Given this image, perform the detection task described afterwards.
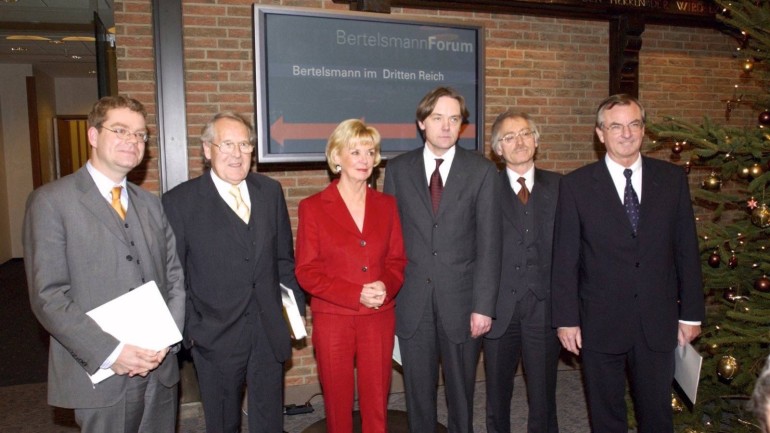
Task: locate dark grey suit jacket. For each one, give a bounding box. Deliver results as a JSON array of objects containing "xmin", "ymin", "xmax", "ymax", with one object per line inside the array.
[
  {"xmin": 384, "ymin": 146, "xmax": 502, "ymax": 343},
  {"xmin": 487, "ymin": 168, "xmax": 561, "ymax": 339},
  {"xmin": 551, "ymin": 156, "xmax": 705, "ymax": 353},
  {"xmin": 23, "ymin": 166, "xmax": 186, "ymax": 408},
  {"xmin": 162, "ymin": 171, "xmax": 305, "ymax": 363}
]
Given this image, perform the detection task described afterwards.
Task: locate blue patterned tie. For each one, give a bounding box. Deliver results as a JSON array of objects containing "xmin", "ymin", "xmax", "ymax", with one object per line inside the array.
[{"xmin": 623, "ymin": 169, "xmax": 640, "ymax": 232}]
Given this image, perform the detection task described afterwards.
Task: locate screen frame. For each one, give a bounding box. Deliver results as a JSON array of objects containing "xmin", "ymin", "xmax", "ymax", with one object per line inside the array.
[{"xmin": 253, "ymin": 6, "xmax": 484, "ymax": 164}]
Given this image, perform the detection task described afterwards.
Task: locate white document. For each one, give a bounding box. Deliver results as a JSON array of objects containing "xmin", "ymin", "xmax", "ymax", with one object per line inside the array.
[
  {"xmin": 86, "ymin": 280, "xmax": 183, "ymax": 384},
  {"xmin": 392, "ymin": 336, "xmax": 402, "ymax": 366},
  {"xmin": 674, "ymin": 343, "xmax": 703, "ymax": 404},
  {"xmin": 280, "ymin": 283, "xmax": 307, "ymax": 340}
]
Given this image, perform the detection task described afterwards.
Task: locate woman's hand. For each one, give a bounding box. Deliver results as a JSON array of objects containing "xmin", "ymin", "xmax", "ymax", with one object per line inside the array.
[{"xmin": 360, "ymin": 281, "xmax": 387, "ymax": 309}]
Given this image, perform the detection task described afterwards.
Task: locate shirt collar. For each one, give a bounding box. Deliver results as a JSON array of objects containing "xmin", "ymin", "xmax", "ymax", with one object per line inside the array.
[{"xmin": 86, "ymin": 161, "xmax": 126, "ymax": 200}]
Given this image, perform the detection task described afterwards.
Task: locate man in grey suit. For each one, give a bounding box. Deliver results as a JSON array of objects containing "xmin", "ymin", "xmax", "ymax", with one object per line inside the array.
[
  {"xmin": 162, "ymin": 112, "xmax": 304, "ymax": 433},
  {"xmin": 384, "ymin": 86, "xmax": 502, "ymax": 433},
  {"xmin": 23, "ymin": 95, "xmax": 186, "ymax": 433},
  {"xmin": 483, "ymin": 111, "xmax": 561, "ymax": 433}
]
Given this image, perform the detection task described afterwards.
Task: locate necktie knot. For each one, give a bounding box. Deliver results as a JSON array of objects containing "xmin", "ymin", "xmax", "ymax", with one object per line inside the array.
[
  {"xmin": 229, "ymin": 185, "xmax": 250, "ymax": 223},
  {"xmin": 624, "ymin": 168, "xmax": 633, "ymax": 180},
  {"xmin": 516, "ymin": 177, "xmax": 529, "ymax": 205},
  {"xmin": 111, "ymin": 186, "xmax": 126, "ymax": 220},
  {"xmin": 429, "ymin": 159, "xmax": 444, "ymax": 215}
]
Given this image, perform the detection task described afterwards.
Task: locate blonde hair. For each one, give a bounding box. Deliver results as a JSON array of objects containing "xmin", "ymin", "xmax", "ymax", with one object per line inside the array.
[{"xmin": 325, "ymin": 119, "xmax": 382, "ymax": 173}]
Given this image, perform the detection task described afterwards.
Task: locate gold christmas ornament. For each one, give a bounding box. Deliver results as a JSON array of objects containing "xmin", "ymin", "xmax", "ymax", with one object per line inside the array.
[
  {"xmin": 749, "ymin": 163, "xmax": 764, "ymax": 178},
  {"xmin": 738, "ymin": 166, "xmax": 751, "ymax": 179},
  {"xmin": 671, "ymin": 393, "xmax": 684, "ymax": 413},
  {"xmin": 702, "ymin": 172, "xmax": 722, "ymax": 191},
  {"xmin": 705, "ymin": 342, "xmax": 719, "ymax": 355},
  {"xmin": 717, "ymin": 355, "xmax": 738, "ymax": 380},
  {"xmin": 751, "ymin": 203, "xmax": 770, "ymax": 228}
]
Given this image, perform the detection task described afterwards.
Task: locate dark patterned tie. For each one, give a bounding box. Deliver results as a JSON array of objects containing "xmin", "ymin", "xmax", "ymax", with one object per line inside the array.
[
  {"xmin": 517, "ymin": 177, "xmax": 529, "ymax": 205},
  {"xmin": 429, "ymin": 159, "xmax": 444, "ymax": 215},
  {"xmin": 623, "ymin": 169, "xmax": 640, "ymax": 232}
]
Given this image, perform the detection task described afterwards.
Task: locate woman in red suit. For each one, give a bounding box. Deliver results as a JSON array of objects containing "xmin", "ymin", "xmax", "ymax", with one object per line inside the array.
[{"xmin": 296, "ymin": 119, "xmax": 406, "ymax": 433}]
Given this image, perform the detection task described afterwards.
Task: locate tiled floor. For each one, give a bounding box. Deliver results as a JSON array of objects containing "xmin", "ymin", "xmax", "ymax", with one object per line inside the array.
[{"xmin": 0, "ymin": 370, "xmax": 593, "ymax": 433}]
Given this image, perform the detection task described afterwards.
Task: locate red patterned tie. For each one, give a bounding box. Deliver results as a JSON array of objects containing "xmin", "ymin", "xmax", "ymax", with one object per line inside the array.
[
  {"xmin": 429, "ymin": 159, "xmax": 444, "ymax": 215},
  {"xmin": 517, "ymin": 177, "xmax": 529, "ymax": 205}
]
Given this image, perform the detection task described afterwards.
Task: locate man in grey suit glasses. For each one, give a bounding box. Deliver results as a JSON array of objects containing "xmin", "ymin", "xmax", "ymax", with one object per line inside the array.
[
  {"xmin": 483, "ymin": 111, "xmax": 561, "ymax": 433},
  {"xmin": 384, "ymin": 86, "xmax": 502, "ymax": 433},
  {"xmin": 23, "ymin": 95, "xmax": 186, "ymax": 433}
]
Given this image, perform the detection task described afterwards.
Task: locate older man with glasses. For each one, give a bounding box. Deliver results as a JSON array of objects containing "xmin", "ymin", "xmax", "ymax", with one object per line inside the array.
[
  {"xmin": 162, "ymin": 112, "xmax": 305, "ymax": 433},
  {"xmin": 483, "ymin": 110, "xmax": 561, "ymax": 433},
  {"xmin": 551, "ymin": 94, "xmax": 704, "ymax": 433}
]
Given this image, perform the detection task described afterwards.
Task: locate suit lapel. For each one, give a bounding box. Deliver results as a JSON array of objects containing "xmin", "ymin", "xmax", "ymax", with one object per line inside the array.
[
  {"xmin": 639, "ymin": 156, "xmax": 658, "ymax": 233},
  {"xmin": 75, "ymin": 168, "xmax": 129, "ymax": 246},
  {"xmin": 531, "ymin": 169, "xmax": 555, "ymax": 240},
  {"xmin": 437, "ymin": 148, "xmax": 468, "ymax": 219},
  {"xmin": 591, "ymin": 161, "xmax": 635, "ymax": 233},
  {"xmin": 404, "ymin": 149, "xmax": 434, "ymax": 217},
  {"xmin": 320, "ymin": 183, "xmax": 363, "ymax": 237},
  {"xmin": 500, "ymin": 170, "xmax": 523, "ymax": 236},
  {"xmin": 200, "ymin": 172, "xmax": 251, "ymax": 252},
  {"xmin": 126, "ymin": 184, "xmax": 156, "ymax": 255},
  {"xmin": 245, "ymin": 175, "xmax": 269, "ymax": 262}
]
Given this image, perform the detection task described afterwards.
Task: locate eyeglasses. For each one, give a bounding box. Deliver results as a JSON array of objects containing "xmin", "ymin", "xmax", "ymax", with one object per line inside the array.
[
  {"xmin": 603, "ymin": 120, "xmax": 644, "ymax": 135},
  {"xmin": 102, "ymin": 126, "xmax": 149, "ymax": 143},
  {"xmin": 498, "ymin": 129, "xmax": 535, "ymax": 145},
  {"xmin": 210, "ymin": 141, "xmax": 255, "ymax": 154}
]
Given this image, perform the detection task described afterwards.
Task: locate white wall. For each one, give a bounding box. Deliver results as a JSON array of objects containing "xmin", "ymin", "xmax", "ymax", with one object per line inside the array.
[
  {"xmin": 55, "ymin": 78, "xmax": 98, "ymax": 114},
  {"xmin": 0, "ymin": 64, "xmax": 34, "ymax": 261}
]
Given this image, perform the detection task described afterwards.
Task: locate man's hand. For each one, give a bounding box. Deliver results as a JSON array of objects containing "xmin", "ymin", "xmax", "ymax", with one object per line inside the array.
[
  {"xmin": 678, "ymin": 323, "xmax": 701, "ymax": 347},
  {"xmin": 557, "ymin": 326, "xmax": 582, "ymax": 355},
  {"xmin": 470, "ymin": 313, "xmax": 492, "ymax": 338},
  {"xmin": 111, "ymin": 344, "xmax": 163, "ymax": 377}
]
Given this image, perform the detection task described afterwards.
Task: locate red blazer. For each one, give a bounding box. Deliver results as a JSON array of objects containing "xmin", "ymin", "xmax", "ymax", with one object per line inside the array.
[{"xmin": 296, "ymin": 180, "xmax": 406, "ymax": 315}]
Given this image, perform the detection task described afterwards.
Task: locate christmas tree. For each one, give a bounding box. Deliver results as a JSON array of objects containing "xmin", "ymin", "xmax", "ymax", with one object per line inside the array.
[{"xmin": 646, "ymin": 0, "xmax": 770, "ymax": 431}]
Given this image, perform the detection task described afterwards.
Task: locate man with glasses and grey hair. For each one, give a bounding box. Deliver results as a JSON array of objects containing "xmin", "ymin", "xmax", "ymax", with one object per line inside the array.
[
  {"xmin": 162, "ymin": 112, "xmax": 305, "ymax": 433},
  {"xmin": 483, "ymin": 111, "xmax": 561, "ymax": 433},
  {"xmin": 551, "ymin": 94, "xmax": 704, "ymax": 433}
]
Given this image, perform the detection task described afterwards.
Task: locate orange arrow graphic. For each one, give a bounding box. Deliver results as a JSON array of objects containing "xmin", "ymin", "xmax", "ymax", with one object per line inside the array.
[{"xmin": 270, "ymin": 116, "xmax": 477, "ymax": 146}]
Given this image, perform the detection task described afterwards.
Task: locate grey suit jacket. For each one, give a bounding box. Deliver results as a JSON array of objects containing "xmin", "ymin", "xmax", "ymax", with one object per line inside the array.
[
  {"xmin": 23, "ymin": 166, "xmax": 185, "ymax": 408},
  {"xmin": 486, "ymin": 168, "xmax": 561, "ymax": 339},
  {"xmin": 384, "ymin": 146, "xmax": 502, "ymax": 343}
]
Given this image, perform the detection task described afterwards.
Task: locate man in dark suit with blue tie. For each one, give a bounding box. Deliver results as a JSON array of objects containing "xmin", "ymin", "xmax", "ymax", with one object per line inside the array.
[
  {"xmin": 484, "ymin": 111, "xmax": 561, "ymax": 433},
  {"xmin": 384, "ymin": 86, "xmax": 502, "ymax": 433},
  {"xmin": 162, "ymin": 112, "xmax": 305, "ymax": 433},
  {"xmin": 551, "ymin": 94, "xmax": 705, "ymax": 433}
]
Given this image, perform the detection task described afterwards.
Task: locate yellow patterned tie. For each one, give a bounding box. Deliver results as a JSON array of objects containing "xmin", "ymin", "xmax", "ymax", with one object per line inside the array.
[
  {"xmin": 229, "ymin": 185, "xmax": 250, "ymax": 223},
  {"xmin": 111, "ymin": 186, "xmax": 126, "ymax": 220}
]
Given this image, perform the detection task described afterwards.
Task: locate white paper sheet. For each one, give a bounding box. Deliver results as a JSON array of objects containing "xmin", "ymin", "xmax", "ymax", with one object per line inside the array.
[
  {"xmin": 674, "ymin": 343, "xmax": 703, "ymax": 404},
  {"xmin": 280, "ymin": 283, "xmax": 307, "ymax": 340},
  {"xmin": 85, "ymin": 280, "xmax": 183, "ymax": 384}
]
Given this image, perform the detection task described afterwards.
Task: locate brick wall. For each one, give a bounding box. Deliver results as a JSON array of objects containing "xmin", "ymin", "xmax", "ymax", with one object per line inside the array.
[{"xmin": 115, "ymin": 0, "xmax": 755, "ymax": 389}]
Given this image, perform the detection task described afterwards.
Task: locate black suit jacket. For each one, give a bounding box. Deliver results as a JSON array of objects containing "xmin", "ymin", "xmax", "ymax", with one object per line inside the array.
[
  {"xmin": 487, "ymin": 168, "xmax": 560, "ymax": 339},
  {"xmin": 551, "ymin": 156, "xmax": 705, "ymax": 354},
  {"xmin": 384, "ymin": 146, "xmax": 502, "ymax": 343},
  {"xmin": 162, "ymin": 171, "xmax": 305, "ymax": 362}
]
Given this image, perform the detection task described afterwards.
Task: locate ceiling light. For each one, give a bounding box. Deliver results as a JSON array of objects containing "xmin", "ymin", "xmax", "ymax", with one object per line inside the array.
[
  {"xmin": 2, "ymin": 0, "xmax": 20, "ymax": 3},
  {"xmin": 7, "ymin": 35, "xmax": 51, "ymax": 41},
  {"xmin": 61, "ymin": 36, "xmax": 96, "ymax": 42},
  {"xmin": 11, "ymin": 47, "xmax": 27, "ymax": 52},
  {"xmin": 88, "ymin": 70, "xmax": 97, "ymax": 74},
  {"xmin": 49, "ymin": 40, "xmax": 63, "ymax": 45},
  {"xmin": 71, "ymin": 55, "xmax": 82, "ymax": 59}
]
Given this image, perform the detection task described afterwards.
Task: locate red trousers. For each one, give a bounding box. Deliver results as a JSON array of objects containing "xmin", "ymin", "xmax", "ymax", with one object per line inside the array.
[{"xmin": 312, "ymin": 310, "xmax": 395, "ymax": 433}]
